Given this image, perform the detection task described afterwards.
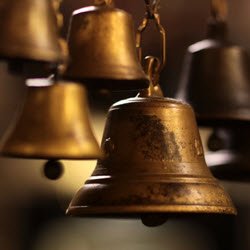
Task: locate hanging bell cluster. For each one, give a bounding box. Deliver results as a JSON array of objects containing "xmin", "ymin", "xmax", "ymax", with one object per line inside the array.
[
  {"xmin": 0, "ymin": 0, "xmax": 149, "ymax": 179},
  {"xmin": 175, "ymin": 0, "xmax": 250, "ymax": 181},
  {"xmin": 0, "ymin": 0, "xmax": 237, "ymax": 220},
  {"xmin": 0, "ymin": 0, "xmax": 104, "ymax": 178}
]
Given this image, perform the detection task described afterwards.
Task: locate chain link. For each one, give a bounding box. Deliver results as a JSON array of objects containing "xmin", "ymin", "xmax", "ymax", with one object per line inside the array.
[
  {"xmin": 136, "ymin": 0, "xmax": 166, "ymax": 77},
  {"xmin": 51, "ymin": 0, "xmax": 68, "ymax": 73},
  {"xmin": 52, "ymin": 0, "xmax": 63, "ymax": 29}
]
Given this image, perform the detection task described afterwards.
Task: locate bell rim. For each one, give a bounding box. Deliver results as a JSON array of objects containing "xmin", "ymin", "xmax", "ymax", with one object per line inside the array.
[
  {"xmin": 0, "ymin": 46, "xmax": 64, "ymax": 64},
  {"xmin": 72, "ymin": 5, "xmax": 131, "ymax": 19},
  {"xmin": 0, "ymin": 149, "xmax": 103, "ymax": 160},
  {"xmin": 188, "ymin": 39, "xmax": 244, "ymax": 54},
  {"xmin": 63, "ymin": 76, "xmax": 150, "ymax": 90},
  {"xmin": 66, "ymin": 204, "xmax": 237, "ymax": 216},
  {"xmin": 111, "ymin": 97, "xmax": 191, "ymax": 110}
]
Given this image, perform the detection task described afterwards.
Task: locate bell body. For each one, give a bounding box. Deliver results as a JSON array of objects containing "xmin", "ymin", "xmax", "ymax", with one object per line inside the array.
[
  {"xmin": 0, "ymin": 0, "xmax": 63, "ymax": 63},
  {"xmin": 0, "ymin": 80, "xmax": 102, "ymax": 159},
  {"xmin": 176, "ymin": 39, "xmax": 250, "ymax": 124},
  {"xmin": 67, "ymin": 97, "xmax": 236, "ymax": 216},
  {"xmin": 64, "ymin": 6, "xmax": 149, "ymax": 90}
]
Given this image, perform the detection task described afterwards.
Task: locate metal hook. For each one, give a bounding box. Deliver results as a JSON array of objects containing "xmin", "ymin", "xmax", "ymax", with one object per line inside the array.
[
  {"xmin": 94, "ymin": 0, "xmax": 114, "ymax": 6},
  {"xmin": 211, "ymin": 0, "xmax": 228, "ymax": 22},
  {"xmin": 138, "ymin": 56, "xmax": 164, "ymax": 98}
]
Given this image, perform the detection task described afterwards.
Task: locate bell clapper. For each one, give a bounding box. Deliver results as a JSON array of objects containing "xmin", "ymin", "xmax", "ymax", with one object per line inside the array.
[
  {"xmin": 207, "ymin": 130, "xmax": 225, "ymax": 152},
  {"xmin": 207, "ymin": 128, "xmax": 232, "ymax": 152},
  {"xmin": 141, "ymin": 214, "xmax": 168, "ymax": 227},
  {"xmin": 43, "ymin": 160, "xmax": 64, "ymax": 180}
]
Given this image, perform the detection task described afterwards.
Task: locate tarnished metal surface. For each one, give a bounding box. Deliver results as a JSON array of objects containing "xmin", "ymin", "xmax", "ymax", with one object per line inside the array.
[
  {"xmin": 0, "ymin": 0, "xmax": 63, "ymax": 63},
  {"xmin": 0, "ymin": 79, "xmax": 102, "ymax": 159},
  {"xmin": 67, "ymin": 97, "xmax": 236, "ymax": 216},
  {"xmin": 64, "ymin": 5, "xmax": 149, "ymax": 90},
  {"xmin": 176, "ymin": 3, "xmax": 250, "ymax": 124}
]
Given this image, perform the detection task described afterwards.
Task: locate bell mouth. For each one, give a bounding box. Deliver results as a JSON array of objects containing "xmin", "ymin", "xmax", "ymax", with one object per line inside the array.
[{"xmin": 67, "ymin": 204, "xmax": 236, "ymax": 217}]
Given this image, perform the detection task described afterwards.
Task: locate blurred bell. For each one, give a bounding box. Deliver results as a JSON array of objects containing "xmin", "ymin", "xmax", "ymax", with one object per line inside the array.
[
  {"xmin": 67, "ymin": 95, "xmax": 236, "ymax": 219},
  {"xmin": 176, "ymin": 20, "xmax": 250, "ymax": 125},
  {"xmin": 0, "ymin": 79, "xmax": 102, "ymax": 159},
  {"xmin": 0, "ymin": 0, "xmax": 63, "ymax": 64},
  {"xmin": 64, "ymin": 5, "xmax": 149, "ymax": 90}
]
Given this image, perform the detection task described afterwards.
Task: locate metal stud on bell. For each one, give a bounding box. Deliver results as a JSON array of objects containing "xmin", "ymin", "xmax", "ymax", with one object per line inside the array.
[
  {"xmin": 176, "ymin": 0, "xmax": 250, "ymax": 125},
  {"xmin": 0, "ymin": 78, "xmax": 102, "ymax": 160},
  {"xmin": 67, "ymin": 57, "xmax": 236, "ymax": 225},
  {"xmin": 64, "ymin": 0, "xmax": 149, "ymax": 90},
  {"xmin": 0, "ymin": 0, "xmax": 63, "ymax": 64}
]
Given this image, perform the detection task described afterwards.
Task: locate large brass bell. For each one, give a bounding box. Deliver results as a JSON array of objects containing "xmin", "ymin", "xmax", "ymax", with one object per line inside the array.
[
  {"xmin": 0, "ymin": 79, "xmax": 101, "ymax": 160},
  {"xmin": 64, "ymin": 4, "xmax": 149, "ymax": 90},
  {"xmin": 176, "ymin": 1, "xmax": 250, "ymax": 124},
  {"xmin": 67, "ymin": 57, "xmax": 236, "ymax": 225},
  {"xmin": 0, "ymin": 0, "xmax": 63, "ymax": 64}
]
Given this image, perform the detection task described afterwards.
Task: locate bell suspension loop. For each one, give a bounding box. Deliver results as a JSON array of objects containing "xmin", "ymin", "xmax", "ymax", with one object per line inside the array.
[
  {"xmin": 138, "ymin": 56, "xmax": 164, "ymax": 97},
  {"xmin": 211, "ymin": 0, "xmax": 228, "ymax": 22},
  {"xmin": 207, "ymin": 0, "xmax": 228, "ymax": 40},
  {"xmin": 94, "ymin": 0, "xmax": 114, "ymax": 6},
  {"xmin": 52, "ymin": 0, "xmax": 69, "ymax": 77},
  {"xmin": 137, "ymin": 0, "xmax": 165, "ymax": 98}
]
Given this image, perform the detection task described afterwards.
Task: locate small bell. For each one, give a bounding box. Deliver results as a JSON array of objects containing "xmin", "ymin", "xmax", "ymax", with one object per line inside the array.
[
  {"xmin": 0, "ymin": 78, "xmax": 102, "ymax": 160},
  {"xmin": 67, "ymin": 57, "xmax": 236, "ymax": 223},
  {"xmin": 0, "ymin": 0, "xmax": 64, "ymax": 64},
  {"xmin": 176, "ymin": 1, "xmax": 250, "ymax": 125},
  {"xmin": 64, "ymin": 4, "xmax": 149, "ymax": 90}
]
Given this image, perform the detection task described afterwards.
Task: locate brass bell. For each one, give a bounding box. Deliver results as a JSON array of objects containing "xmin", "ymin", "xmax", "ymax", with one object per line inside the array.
[
  {"xmin": 0, "ymin": 79, "xmax": 102, "ymax": 160},
  {"xmin": 0, "ymin": 0, "xmax": 63, "ymax": 64},
  {"xmin": 67, "ymin": 58, "xmax": 236, "ymax": 222},
  {"xmin": 176, "ymin": 5, "xmax": 250, "ymax": 124},
  {"xmin": 64, "ymin": 5, "xmax": 149, "ymax": 90}
]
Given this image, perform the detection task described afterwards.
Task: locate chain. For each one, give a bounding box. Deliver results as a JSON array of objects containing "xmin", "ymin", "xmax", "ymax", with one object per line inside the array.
[
  {"xmin": 94, "ymin": 0, "xmax": 114, "ymax": 6},
  {"xmin": 52, "ymin": 0, "xmax": 68, "ymax": 73},
  {"xmin": 136, "ymin": 0, "xmax": 166, "ymax": 77},
  {"xmin": 52, "ymin": 0, "xmax": 63, "ymax": 29},
  {"xmin": 211, "ymin": 0, "xmax": 228, "ymax": 22}
]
